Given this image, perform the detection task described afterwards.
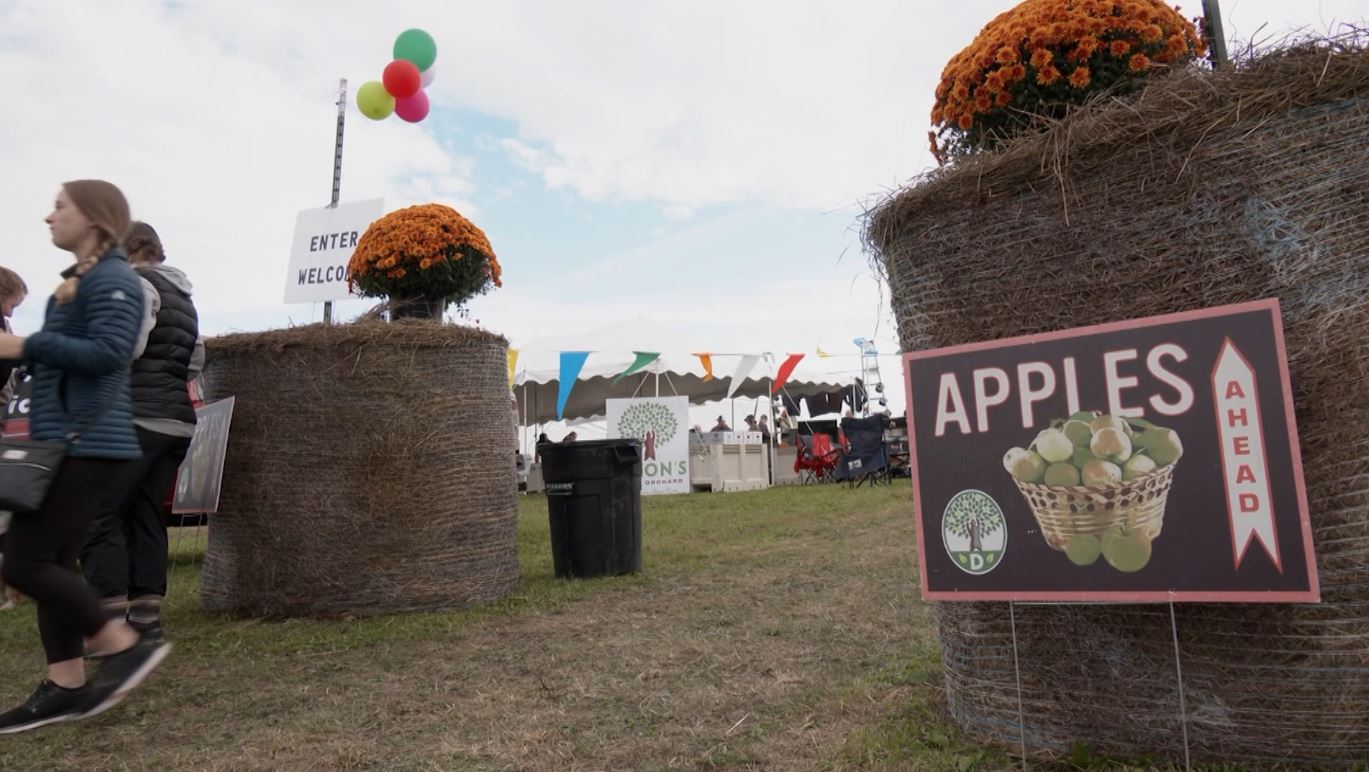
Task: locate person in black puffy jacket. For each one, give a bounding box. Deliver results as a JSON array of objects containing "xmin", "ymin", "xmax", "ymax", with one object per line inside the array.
[
  {"xmin": 82, "ymin": 222, "xmax": 202, "ymax": 642},
  {"xmin": 0, "ymin": 181, "xmax": 171, "ymax": 734}
]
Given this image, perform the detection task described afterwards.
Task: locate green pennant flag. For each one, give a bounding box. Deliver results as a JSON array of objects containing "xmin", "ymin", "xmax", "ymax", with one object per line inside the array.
[{"xmin": 612, "ymin": 351, "xmax": 661, "ymax": 384}]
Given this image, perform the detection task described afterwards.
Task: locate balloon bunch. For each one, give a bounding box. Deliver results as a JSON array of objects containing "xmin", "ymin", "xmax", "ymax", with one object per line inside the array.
[{"xmin": 356, "ymin": 29, "xmax": 437, "ymax": 123}]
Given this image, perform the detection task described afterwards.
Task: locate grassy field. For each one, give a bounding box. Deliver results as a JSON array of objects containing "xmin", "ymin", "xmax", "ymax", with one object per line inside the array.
[{"xmin": 0, "ymin": 481, "xmax": 1234, "ymax": 770}]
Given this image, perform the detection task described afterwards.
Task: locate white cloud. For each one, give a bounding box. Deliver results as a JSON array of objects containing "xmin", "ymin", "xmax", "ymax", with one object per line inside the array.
[{"xmin": 2, "ymin": 0, "xmax": 1360, "ymax": 343}]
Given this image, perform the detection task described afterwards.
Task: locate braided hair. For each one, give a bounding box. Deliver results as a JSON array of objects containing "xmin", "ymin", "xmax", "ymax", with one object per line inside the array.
[{"xmin": 54, "ymin": 180, "xmax": 130, "ymax": 305}]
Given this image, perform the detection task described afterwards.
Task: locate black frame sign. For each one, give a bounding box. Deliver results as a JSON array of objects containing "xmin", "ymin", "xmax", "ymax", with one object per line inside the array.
[{"xmin": 902, "ymin": 300, "xmax": 1318, "ymax": 603}]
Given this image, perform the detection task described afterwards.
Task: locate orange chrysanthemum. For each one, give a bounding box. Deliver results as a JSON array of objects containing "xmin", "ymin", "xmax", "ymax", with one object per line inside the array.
[
  {"xmin": 348, "ymin": 203, "xmax": 503, "ymax": 307},
  {"xmin": 931, "ymin": 0, "xmax": 1203, "ymax": 151}
]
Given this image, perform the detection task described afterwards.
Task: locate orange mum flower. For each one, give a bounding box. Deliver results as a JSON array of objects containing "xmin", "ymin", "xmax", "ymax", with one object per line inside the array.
[
  {"xmin": 929, "ymin": 0, "xmax": 1201, "ymax": 151},
  {"xmin": 348, "ymin": 203, "xmax": 503, "ymax": 305}
]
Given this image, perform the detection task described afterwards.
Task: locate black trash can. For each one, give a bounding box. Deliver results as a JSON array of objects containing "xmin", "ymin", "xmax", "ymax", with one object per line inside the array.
[{"xmin": 540, "ymin": 439, "xmax": 643, "ymax": 578}]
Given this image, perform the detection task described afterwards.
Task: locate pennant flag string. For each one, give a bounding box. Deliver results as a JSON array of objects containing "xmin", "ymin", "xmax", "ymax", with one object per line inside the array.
[
  {"xmin": 556, "ymin": 352, "xmax": 591, "ymax": 419},
  {"xmin": 612, "ymin": 351, "xmax": 661, "ymax": 384},
  {"xmin": 772, "ymin": 353, "xmax": 804, "ymax": 394}
]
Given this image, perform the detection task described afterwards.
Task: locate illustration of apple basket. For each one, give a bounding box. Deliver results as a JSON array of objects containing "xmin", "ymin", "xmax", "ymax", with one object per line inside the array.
[{"xmin": 1002, "ymin": 412, "xmax": 1183, "ymax": 572}]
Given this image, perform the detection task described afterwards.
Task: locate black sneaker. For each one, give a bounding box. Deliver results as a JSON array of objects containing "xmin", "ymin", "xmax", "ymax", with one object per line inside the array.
[
  {"xmin": 82, "ymin": 640, "xmax": 172, "ymax": 719},
  {"xmin": 0, "ymin": 680, "xmax": 89, "ymax": 734}
]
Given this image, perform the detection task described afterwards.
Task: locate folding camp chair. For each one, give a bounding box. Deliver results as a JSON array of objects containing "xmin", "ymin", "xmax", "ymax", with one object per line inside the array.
[
  {"xmin": 835, "ymin": 415, "xmax": 891, "ymax": 488},
  {"xmin": 794, "ymin": 433, "xmax": 842, "ymax": 484}
]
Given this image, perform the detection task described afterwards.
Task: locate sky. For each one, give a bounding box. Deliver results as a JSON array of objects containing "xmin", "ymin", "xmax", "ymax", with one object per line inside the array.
[{"xmin": 1, "ymin": 0, "xmax": 1362, "ymax": 440}]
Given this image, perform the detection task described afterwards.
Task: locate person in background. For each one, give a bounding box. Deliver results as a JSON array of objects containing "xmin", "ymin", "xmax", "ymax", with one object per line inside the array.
[
  {"xmin": 0, "ymin": 267, "xmax": 27, "ymax": 408},
  {"xmin": 0, "ymin": 180, "xmax": 171, "ymax": 734},
  {"xmin": 81, "ymin": 222, "xmax": 202, "ymax": 642},
  {"xmin": 756, "ymin": 415, "xmax": 773, "ymax": 445},
  {"xmin": 777, "ymin": 408, "xmax": 798, "ymax": 446},
  {"xmin": 0, "ymin": 267, "xmax": 27, "ymax": 613},
  {"xmin": 562, "ymin": 431, "xmax": 578, "ymax": 442},
  {"xmin": 742, "ymin": 415, "xmax": 756, "ymax": 432},
  {"xmin": 535, "ymin": 432, "xmax": 551, "ymax": 463},
  {"xmin": 711, "ymin": 416, "xmax": 730, "ymax": 432}
]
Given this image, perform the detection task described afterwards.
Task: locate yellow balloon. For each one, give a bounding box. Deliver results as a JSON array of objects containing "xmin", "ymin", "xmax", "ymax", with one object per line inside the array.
[{"xmin": 356, "ymin": 80, "xmax": 395, "ymax": 120}]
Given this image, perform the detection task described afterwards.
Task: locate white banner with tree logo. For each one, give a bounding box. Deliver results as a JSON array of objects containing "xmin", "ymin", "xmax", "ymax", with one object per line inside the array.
[{"xmin": 607, "ymin": 396, "xmax": 690, "ymax": 495}]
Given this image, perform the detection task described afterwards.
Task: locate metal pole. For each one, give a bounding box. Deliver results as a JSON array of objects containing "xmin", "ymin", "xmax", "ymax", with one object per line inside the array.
[
  {"xmin": 323, "ymin": 77, "xmax": 347, "ymax": 325},
  {"xmin": 1169, "ymin": 602, "xmax": 1193, "ymax": 771},
  {"xmin": 1201, "ymin": 0, "xmax": 1229, "ymax": 68},
  {"xmin": 1009, "ymin": 602, "xmax": 1029, "ymax": 771}
]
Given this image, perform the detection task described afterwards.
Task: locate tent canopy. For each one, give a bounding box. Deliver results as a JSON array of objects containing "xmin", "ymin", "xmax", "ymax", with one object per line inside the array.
[{"xmin": 514, "ymin": 369, "xmax": 845, "ymax": 425}]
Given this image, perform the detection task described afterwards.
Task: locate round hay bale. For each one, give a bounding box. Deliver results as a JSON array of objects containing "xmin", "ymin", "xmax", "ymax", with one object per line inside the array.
[
  {"xmin": 199, "ymin": 320, "xmax": 521, "ymax": 617},
  {"xmin": 866, "ymin": 40, "xmax": 1369, "ymax": 765}
]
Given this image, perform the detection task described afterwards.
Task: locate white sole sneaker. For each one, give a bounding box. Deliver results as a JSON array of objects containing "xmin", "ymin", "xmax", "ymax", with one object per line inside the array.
[
  {"xmin": 0, "ymin": 710, "xmax": 83, "ymax": 734},
  {"xmin": 82, "ymin": 642, "xmax": 172, "ymax": 720}
]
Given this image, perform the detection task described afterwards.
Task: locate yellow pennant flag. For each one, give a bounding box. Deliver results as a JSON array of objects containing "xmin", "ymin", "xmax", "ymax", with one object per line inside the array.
[
  {"xmin": 506, "ymin": 349, "xmax": 519, "ymax": 388},
  {"xmin": 816, "ymin": 346, "xmax": 831, "ymax": 358}
]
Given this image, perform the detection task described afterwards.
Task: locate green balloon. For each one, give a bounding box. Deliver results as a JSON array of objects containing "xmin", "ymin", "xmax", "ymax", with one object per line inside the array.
[
  {"xmin": 393, "ymin": 28, "xmax": 437, "ymax": 72},
  {"xmin": 356, "ymin": 80, "xmax": 395, "ymax": 120}
]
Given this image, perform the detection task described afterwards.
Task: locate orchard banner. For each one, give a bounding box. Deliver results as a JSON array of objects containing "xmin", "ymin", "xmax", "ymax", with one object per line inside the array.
[
  {"xmin": 902, "ymin": 300, "xmax": 1318, "ymax": 603},
  {"xmin": 607, "ymin": 396, "xmax": 690, "ymax": 495}
]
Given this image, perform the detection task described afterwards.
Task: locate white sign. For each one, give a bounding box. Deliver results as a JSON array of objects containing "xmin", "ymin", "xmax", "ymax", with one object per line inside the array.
[
  {"xmin": 284, "ymin": 198, "xmax": 384, "ymax": 303},
  {"xmin": 607, "ymin": 396, "xmax": 691, "ymax": 495}
]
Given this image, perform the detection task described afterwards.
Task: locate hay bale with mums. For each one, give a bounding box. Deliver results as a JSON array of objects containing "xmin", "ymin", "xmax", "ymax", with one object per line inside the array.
[
  {"xmin": 866, "ymin": 5, "xmax": 1369, "ymax": 765},
  {"xmin": 200, "ymin": 204, "xmax": 519, "ymax": 617}
]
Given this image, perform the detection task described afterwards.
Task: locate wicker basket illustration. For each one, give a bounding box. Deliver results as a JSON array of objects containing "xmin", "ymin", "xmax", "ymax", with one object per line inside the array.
[{"xmin": 1013, "ymin": 463, "xmax": 1176, "ymax": 550}]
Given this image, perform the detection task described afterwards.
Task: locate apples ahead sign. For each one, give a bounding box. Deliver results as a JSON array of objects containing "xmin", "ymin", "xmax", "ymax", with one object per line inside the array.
[{"xmin": 902, "ymin": 300, "xmax": 1318, "ymax": 603}]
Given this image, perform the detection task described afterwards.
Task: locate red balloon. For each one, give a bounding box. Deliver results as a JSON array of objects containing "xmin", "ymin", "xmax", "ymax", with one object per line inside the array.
[{"xmin": 382, "ymin": 60, "xmax": 422, "ymax": 99}]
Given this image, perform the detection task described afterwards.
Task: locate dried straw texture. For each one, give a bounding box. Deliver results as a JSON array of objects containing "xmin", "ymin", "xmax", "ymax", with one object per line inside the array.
[
  {"xmin": 867, "ymin": 40, "xmax": 1369, "ymax": 765},
  {"xmin": 199, "ymin": 320, "xmax": 521, "ymax": 617}
]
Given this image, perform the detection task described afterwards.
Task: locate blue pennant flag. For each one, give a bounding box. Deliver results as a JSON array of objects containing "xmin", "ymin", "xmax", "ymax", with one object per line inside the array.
[{"xmin": 557, "ymin": 351, "xmax": 591, "ymax": 419}]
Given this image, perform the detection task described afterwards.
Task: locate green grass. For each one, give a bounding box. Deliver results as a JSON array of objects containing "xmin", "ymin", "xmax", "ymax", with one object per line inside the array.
[{"xmin": 0, "ymin": 483, "xmax": 1318, "ymax": 770}]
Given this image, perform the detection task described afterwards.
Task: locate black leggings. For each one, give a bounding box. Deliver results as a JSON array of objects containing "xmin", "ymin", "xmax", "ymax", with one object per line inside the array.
[
  {"xmin": 2, "ymin": 458, "xmax": 129, "ymax": 663},
  {"xmin": 82, "ymin": 427, "xmax": 192, "ymax": 599}
]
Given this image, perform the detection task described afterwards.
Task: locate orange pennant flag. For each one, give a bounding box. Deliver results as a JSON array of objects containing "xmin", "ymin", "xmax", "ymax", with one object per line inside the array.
[{"xmin": 693, "ymin": 352, "xmax": 715, "ymax": 382}]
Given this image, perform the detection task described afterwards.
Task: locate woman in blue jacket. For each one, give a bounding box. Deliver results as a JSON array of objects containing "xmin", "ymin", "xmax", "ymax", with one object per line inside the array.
[{"xmin": 0, "ymin": 181, "xmax": 171, "ymax": 734}]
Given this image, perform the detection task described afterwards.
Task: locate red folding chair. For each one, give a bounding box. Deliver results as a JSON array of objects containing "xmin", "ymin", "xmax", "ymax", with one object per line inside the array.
[{"xmin": 795, "ymin": 433, "xmax": 842, "ymax": 484}]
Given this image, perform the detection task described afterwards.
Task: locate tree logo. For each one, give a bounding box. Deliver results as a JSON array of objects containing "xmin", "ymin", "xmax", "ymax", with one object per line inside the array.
[
  {"xmin": 616, "ymin": 402, "xmax": 679, "ymax": 461},
  {"xmin": 942, "ymin": 490, "xmax": 1007, "ymax": 575}
]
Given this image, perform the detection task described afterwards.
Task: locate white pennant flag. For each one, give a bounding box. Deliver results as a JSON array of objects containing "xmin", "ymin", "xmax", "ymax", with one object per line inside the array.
[{"xmin": 725, "ymin": 355, "xmax": 762, "ymax": 399}]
